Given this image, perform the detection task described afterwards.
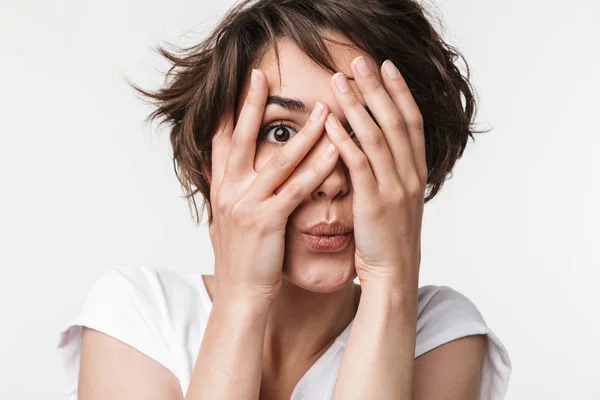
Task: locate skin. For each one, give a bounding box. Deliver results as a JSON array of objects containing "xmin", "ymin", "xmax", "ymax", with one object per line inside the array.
[
  {"xmin": 203, "ymin": 31, "xmax": 485, "ymax": 398},
  {"xmin": 78, "ymin": 30, "xmax": 487, "ymax": 400},
  {"xmin": 226, "ymin": 33, "xmax": 369, "ymax": 390}
]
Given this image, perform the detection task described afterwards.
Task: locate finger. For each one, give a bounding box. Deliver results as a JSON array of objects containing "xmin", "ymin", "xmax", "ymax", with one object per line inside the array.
[
  {"xmin": 350, "ymin": 56, "xmax": 417, "ymax": 186},
  {"xmin": 246, "ymin": 101, "xmax": 330, "ymax": 203},
  {"xmin": 210, "ymin": 111, "xmax": 234, "ymax": 200},
  {"xmin": 381, "ymin": 60, "xmax": 428, "ymax": 185},
  {"xmin": 329, "ymin": 71, "xmax": 395, "ymax": 185},
  {"xmin": 323, "ymin": 112, "xmax": 378, "ymax": 196},
  {"xmin": 223, "ymin": 68, "xmax": 268, "ymax": 185},
  {"xmin": 271, "ymin": 140, "xmax": 340, "ymax": 217}
]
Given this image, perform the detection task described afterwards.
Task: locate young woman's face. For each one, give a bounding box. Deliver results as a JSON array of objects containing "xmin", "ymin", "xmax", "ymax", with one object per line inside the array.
[{"xmin": 234, "ymin": 32, "xmax": 379, "ymax": 293}]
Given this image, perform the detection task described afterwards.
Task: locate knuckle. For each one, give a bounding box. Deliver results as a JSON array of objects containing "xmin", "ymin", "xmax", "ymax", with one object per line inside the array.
[
  {"xmin": 215, "ymin": 198, "xmax": 229, "ymax": 214},
  {"xmin": 269, "ymin": 150, "xmax": 288, "ymax": 170},
  {"xmin": 387, "ymin": 184, "xmax": 402, "ymax": 198},
  {"xmin": 368, "ymin": 201, "xmax": 386, "ymax": 218},
  {"xmin": 394, "ymin": 177, "xmax": 423, "ymax": 202},
  {"xmin": 393, "ymin": 188, "xmax": 407, "ymax": 204},
  {"xmin": 353, "ymin": 154, "xmax": 371, "ymax": 172},
  {"xmin": 397, "ymin": 80, "xmax": 412, "ymax": 95},
  {"xmin": 231, "ymin": 201, "xmax": 255, "ymax": 228},
  {"xmin": 387, "ymin": 115, "xmax": 405, "ymax": 132},
  {"xmin": 284, "ymin": 181, "xmax": 303, "ymax": 200},
  {"xmin": 365, "ymin": 77, "xmax": 384, "ymax": 93},
  {"xmin": 368, "ymin": 131, "xmax": 387, "ymax": 149},
  {"xmin": 214, "ymin": 192, "xmax": 232, "ymax": 214},
  {"xmin": 345, "ymin": 94, "xmax": 360, "ymax": 109},
  {"xmin": 339, "ymin": 134, "xmax": 354, "ymax": 147},
  {"xmin": 409, "ymin": 115, "xmax": 424, "ymax": 131},
  {"xmin": 406, "ymin": 176, "xmax": 425, "ymax": 197}
]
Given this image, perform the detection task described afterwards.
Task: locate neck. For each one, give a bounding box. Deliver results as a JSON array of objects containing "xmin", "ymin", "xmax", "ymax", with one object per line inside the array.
[
  {"xmin": 262, "ymin": 278, "xmax": 360, "ymax": 372},
  {"xmin": 202, "ymin": 274, "xmax": 361, "ymax": 377}
]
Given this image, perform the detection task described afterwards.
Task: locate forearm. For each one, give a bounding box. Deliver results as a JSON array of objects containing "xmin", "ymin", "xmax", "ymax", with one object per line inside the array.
[
  {"xmin": 184, "ymin": 297, "xmax": 271, "ymax": 400},
  {"xmin": 331, "ymin": 281, "xmax": 418, "ymax": 400}
]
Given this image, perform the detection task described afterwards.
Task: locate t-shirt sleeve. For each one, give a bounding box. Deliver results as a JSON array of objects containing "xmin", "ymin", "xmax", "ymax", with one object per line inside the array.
[
  {"xmin": 55, "ymin": 266, "xmax": 177, "ymax": 399},
  {"xmin": 415, "ymin": 285, "xmax": 512, "ymax": 400}
]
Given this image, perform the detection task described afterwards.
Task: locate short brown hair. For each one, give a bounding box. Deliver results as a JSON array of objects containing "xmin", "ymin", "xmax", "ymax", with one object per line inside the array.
[{"xmin": 128, "ymin": 0, "xmax": 487, "ymax": 225}]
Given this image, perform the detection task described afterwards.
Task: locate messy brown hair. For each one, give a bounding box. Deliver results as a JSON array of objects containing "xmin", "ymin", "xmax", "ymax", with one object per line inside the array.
[{"xmin": 127, "ymin": 0, "xmax": 487, "ymax": 225}]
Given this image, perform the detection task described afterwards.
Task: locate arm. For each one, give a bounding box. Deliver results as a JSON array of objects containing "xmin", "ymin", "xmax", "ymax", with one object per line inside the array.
[
  {"xmin": 184, "ymin": 297, "xmax": 271, "ymax": 400},
  {"xmin": 330, "ymin": 281, "xmax": 487, "ymax": 400},
  {"xmin": 79, "ymin": 327, "xmax": 184, "ymax": 400},
  {"xmin": 412, "ymin": 334, "xmax": 487, "ymax": 399},
  {"xmin": 79, "ymin": 297, "xmax": 271, "ymax": 400},
  {"xmin": 330, "ymin": 281, "xmax": 418, "ymax": 400}
]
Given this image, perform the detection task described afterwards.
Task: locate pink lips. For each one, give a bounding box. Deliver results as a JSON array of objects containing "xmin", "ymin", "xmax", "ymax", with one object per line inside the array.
[
  {"xmin": 303, "ymin": 221, "xmax": 353, "ymax": 236},
  {"xmin": 301, "ymin": 232, "xmax": 352, "ymax": 252}
]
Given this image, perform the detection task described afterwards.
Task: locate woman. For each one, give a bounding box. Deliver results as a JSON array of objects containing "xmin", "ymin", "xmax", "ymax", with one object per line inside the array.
[{"xmin": 56, "ymin": 0, "xmax": 512, "ymax": 399}]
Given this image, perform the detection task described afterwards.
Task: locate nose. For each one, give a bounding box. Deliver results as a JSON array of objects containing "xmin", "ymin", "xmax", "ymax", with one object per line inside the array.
[{"xmin": 311, "ymin": 139, "xmax": 350, "ymax": 201}]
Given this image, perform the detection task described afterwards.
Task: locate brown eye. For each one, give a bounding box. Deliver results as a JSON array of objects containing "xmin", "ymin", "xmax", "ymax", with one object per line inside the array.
[{"xmin": 259, "ymin": 122, "xmax": 298, "ymax": 145}]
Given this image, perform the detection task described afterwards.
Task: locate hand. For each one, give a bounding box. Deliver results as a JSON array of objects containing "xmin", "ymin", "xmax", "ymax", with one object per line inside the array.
[
  {"xmin": 324, "ymin": 57, "xmax": 427, "ymax": 290},
  {"xmin": 208, "ymin": 68, "xmax": 340, "ymax": 305}
]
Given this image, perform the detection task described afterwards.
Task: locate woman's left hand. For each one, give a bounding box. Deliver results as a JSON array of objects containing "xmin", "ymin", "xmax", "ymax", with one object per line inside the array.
[{"xmin": 325, "ymin": 56, "xmax": 427, "ymax": 291}]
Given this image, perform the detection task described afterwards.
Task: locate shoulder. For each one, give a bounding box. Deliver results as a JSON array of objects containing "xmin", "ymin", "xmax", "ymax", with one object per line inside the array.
[
  {"xmin": 415, "ymin": 284, "xmax": 500, "ymax": 357},
  {"xmin": 70, "ymin": 265, "xmax": 206, "ymax": 331},
  {"xmin": 55, "ymin": 265, "xmax": 206, "ymax": 398},
  {"xmin": 416, "ymin": 285, "xmax": 486, "ymax": 345},
  {"xmin": 77, "ymin": 264, "xmax": 207, "ymax": 321},
  {"xmin": 414, "ymin": 285, "xmax": 512, "ymax": 399}
]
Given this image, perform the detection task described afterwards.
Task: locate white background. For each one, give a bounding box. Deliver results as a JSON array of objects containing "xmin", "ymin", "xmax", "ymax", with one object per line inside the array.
[{"xmin": 1, "ymin": 0, "xmax": 598, "ymax": 398}]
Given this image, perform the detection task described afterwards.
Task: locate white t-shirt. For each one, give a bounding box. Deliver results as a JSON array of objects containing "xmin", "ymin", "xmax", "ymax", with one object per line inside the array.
[{"xmin": 56, "ymin": 265, "xmax": 512, "ymax": 399}]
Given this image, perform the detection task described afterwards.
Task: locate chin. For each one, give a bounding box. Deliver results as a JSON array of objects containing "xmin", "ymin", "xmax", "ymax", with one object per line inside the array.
[{"xmin": 281, "ymin": 246, "xmax": 357, "ymax": 293}]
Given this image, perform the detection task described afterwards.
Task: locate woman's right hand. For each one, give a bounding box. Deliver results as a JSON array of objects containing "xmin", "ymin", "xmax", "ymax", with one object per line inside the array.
[{"xmin": 207, "ymin": 68, "xmax": 339, "ymax": 307}]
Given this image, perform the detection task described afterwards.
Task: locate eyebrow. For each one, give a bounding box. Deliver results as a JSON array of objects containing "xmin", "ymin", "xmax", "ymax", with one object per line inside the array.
[
  {"xmin": 266, "ymin": 95, "xmax": 373, "ymax": 123},
  {"xmin": 266, "ymin": 96, "xmax": 310, "ymax": 113}
]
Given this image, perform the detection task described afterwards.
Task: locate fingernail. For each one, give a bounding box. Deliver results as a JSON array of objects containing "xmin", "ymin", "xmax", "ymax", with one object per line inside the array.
[
  {"xmin": 310, "ymin": 102, "xmax": 324, "ymax": 121},
  {"xmin": 326, "ymin": 113, "xmax": 339, "ymax": 129},
  {"xmin": 251, "ymin": 69, "xmax": 260, "ymax": 88},
  {"xmin": 333, "ymin": 73, "xmax": 350, "ymax": 92},
  {"xmin": 354, "ymin": 56, "xmax": 372, "ymax": 76},
  {"xmin": 382, "ymin": 60, "xmax": 400, "ymax": 79}
]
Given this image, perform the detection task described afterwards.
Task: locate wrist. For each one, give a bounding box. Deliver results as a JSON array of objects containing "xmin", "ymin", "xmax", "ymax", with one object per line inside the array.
[
  {"xmin": 213, "ymin": 291, "xmax": 274, "ymax": 318},
  {"xmin": 212, "ymin": 274, "xmax": 281, "ymax": 310},
  {"xmin": 359, "ymin": 279, "xmax": 418, "ymax": 315}
]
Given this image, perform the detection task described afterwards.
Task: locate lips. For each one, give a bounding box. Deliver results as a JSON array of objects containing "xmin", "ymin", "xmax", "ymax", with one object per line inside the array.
[
  {"xmin": 301, "ymin": 232, "xmax": 353, "ymax": 252},
  {"xmin": 303, "ymin": 221, "xmax": 353, "ymax": 236}
]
